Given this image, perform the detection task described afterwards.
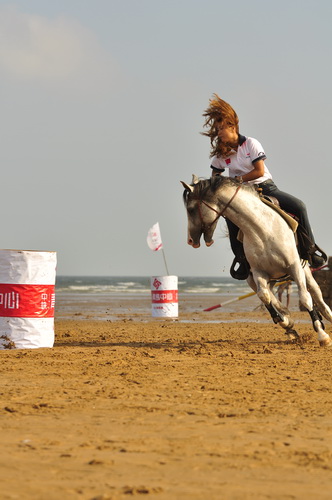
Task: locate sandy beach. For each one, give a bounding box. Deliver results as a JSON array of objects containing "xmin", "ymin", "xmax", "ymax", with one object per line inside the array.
[{"xmin": 1, "ymin": 293, "xmax": 332, "ymax": 500}]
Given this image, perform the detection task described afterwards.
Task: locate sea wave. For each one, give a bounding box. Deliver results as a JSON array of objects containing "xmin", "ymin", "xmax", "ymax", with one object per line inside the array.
[{"xmin": 55, "ymin": 276, "xmax": 250, "ymax": 296}]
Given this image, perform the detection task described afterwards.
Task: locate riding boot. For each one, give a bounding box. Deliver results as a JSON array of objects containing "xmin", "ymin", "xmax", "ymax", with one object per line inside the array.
[
  {"xmin": 226, "ymin": 218, "xmax": 251, "ymax": 280},
  {"xmin": 308, "ymin": 244, "xmax": 328, "ymax": 269},
  {"xmin": 230, "ymin": 256, "xmax": 250, "ymax": 281},
  {"xmin": 296, "ymin": 226, "xmax": 328, "ymax": 269}
]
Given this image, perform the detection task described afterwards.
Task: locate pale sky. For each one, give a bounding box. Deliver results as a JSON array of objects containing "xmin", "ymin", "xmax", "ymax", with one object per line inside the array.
[{"xmin": 1, "ymin": 0, "xmax": 332, "ymax": 276}]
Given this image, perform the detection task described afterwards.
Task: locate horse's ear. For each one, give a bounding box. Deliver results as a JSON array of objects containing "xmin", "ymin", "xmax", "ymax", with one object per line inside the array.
[
  {"xmin": 180, "ymin": 181, "xmax": 194, "ymax": 192},
  {"xmin": 192, "ymin": 174, "xmax": 199, "ymax": 184}
]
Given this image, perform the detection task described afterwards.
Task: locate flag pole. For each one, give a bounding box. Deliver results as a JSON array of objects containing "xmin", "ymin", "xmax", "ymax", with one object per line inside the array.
[
  {"xmin": 147, "ymin": 222, "xmax": 170, "ymax": 275},
  {"xmin": 162, "ymin": 248, "xmax": 169, "ymax": 276}
]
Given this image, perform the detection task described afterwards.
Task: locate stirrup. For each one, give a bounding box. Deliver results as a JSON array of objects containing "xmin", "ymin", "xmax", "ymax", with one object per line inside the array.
[{"xmin": 230, "ymin": 257, "xmax": 250, "ymax": 280}]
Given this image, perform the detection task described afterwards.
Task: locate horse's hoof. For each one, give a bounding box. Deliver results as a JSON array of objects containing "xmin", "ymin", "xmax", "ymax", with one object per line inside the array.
[
  {"xmin": 319, "ymin": 337, "xmax": 332, "ymax": 347},
  {"xmin": 285, "ymin": 329, "xmax": 301, "ymax": 343}
]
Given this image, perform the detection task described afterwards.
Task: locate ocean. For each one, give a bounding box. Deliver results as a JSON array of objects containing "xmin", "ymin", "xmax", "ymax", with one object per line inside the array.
[
  {"xmin": 55, "ymin": 275, "xmax": 250, "ymax": 296},
  {"xmin": 54, "ymin": 276, "xmax": 255, "ymax": 320}
]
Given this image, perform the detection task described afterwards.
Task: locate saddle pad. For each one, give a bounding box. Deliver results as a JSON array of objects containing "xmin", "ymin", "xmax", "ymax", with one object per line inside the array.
[
  {"xmin": 261, "ymin": 197, "xmax": 298, "ymax": 233},
  {"xmin": 237, "ymin": 197, "xmax": 298, "ymax": 243}
]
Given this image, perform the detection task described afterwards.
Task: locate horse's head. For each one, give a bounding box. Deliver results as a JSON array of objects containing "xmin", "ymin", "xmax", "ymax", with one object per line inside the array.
[{"xmin": 181, "ymin": 175, "xmax": 220, "ymax": 248}]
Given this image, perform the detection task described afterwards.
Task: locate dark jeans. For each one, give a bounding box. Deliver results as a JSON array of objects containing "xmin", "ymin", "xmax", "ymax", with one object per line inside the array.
[{"xmin": 227, "ymin": 179, "xmax": 316, "ymax": 261}]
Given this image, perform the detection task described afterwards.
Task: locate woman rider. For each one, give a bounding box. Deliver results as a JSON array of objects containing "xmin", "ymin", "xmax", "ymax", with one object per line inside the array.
[{"xmin": 202, "ymin": 94, "xmax": 327, "ymax": 280}]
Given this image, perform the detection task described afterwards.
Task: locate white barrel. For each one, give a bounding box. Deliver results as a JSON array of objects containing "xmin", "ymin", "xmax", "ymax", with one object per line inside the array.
[
  {"xmin": 0, "ymin": 250, "xmax": 57, "ymax": 349},
  {"xmin": 151, "ymin": 275, "xmax": 178, "ymax": 318}
]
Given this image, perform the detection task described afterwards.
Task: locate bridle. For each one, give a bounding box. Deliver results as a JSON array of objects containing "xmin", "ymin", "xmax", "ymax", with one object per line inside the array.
[{"xmin": 194, "ymin": 185, "xmax": 242, "ymax": 229}]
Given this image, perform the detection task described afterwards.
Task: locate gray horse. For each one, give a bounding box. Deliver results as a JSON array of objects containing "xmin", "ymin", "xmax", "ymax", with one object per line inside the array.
[{"xmin": 181, "ymin": 174, "xmax": 332, "ymax": 347}]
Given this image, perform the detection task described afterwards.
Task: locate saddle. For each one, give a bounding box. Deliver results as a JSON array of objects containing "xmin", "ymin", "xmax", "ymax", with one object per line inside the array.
[
  {"xmin": 261, "ymin": 196, "xmax": 298, "ymax": 233},
  {"xmin": 235, "ymin": 194, "xmax": 326, "ymax": 272},
  {"xmin": 259, "ymin": 196, "xmax": 325, "ymax": 266},
  {"xmin": 236, "ymin": 195, "xmax": 298, "ymax": 244},
  {"xmin": 261, "ymin": 195, "xmax": 327, "ymax": 268}
]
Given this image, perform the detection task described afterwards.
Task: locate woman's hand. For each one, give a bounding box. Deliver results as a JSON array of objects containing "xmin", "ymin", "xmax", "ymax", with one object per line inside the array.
[{"xmin": 235, "ymin": 176, "xmax": 243, "ymax": 183}]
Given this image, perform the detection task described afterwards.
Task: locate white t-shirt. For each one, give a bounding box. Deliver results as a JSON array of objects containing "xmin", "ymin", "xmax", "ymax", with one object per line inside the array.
[{"xmin": 210, "ymin": 135, "xmax": 273, "ymax": 185}]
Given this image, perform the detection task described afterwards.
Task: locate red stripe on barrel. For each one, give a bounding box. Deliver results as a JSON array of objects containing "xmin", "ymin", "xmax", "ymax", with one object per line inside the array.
[
  {"xmin": 0, "ymin": 284, "xmax": 55, "ymax": 318},
  {"xmin": 151, "ymin": 290, "xmax": 178, "ymax": 303}
]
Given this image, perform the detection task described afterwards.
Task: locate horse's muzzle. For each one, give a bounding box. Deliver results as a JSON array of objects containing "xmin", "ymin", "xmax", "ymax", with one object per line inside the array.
[
  {"xmin": 188, "ymin": 237, "xmax": 214, "ymax": 248},
  {"xmin": 188, "ymin": 237, "xmax": 200, "ymax": 248}
]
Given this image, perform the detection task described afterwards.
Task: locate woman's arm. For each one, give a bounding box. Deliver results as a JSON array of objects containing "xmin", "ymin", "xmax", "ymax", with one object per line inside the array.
[{"xmin": 239, "ymin": 159, "xmax": 265, "ymax": 183}]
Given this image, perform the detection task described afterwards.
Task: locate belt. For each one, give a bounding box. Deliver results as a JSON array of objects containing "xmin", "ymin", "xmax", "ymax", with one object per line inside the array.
[{"xmin": 257, "ymin": 179, "xmax": 274, "ymax": 189}]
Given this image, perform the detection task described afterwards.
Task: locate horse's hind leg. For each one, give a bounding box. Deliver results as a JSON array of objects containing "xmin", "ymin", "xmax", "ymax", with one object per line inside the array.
[
  {"xmin": 291, "ymin": 263, "xmax": 332, "ymax": 347},
  {"xmin": 304, "ymin": 265, "xmax": 332, "ymax": 322}
]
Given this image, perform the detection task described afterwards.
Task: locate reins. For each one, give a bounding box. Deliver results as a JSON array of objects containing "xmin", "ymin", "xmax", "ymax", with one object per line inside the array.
[{"xmin": 195, "ymin": 185, "xmax": 242, "ymax": 229}]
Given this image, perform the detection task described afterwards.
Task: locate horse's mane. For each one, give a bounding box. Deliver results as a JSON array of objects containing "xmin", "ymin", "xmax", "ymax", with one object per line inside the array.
[{"xmin": 183, "ymin": 176, "xmax": 258, "ymax": 204}]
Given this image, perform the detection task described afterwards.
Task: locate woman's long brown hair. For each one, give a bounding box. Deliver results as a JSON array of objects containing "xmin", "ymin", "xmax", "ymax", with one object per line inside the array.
[{"xmin": 202, "ymin": 94, "xmax": 239, "ymax": 158}]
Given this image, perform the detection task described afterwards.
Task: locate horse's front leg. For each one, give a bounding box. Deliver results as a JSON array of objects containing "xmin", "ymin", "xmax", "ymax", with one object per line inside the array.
[
  {"xmin": 248, "ymin": 273, "xmax": 297, "ymax": 339},
  {"xmin": 249, "ymin": 273, "xmax": 284, "ymax": 321},
  {"xmin": 248, "ymin": 273, "xmax": 276, "ymax": 314}
]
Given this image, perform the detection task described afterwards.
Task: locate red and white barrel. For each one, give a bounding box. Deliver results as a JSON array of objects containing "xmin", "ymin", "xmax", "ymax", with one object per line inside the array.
[
  {"xmin": 0, "ymin": 250, "xmax": 57, "ymax": 349},
  {"xmin": 151, "ymin": 275, "xmax": 178, "ymax": 318}
]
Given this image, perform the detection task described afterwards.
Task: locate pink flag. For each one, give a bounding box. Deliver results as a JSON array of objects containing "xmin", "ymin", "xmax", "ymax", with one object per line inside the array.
[{"xmin": 147, "ymin": 222, "xmax": 163, "ymax": 251}]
